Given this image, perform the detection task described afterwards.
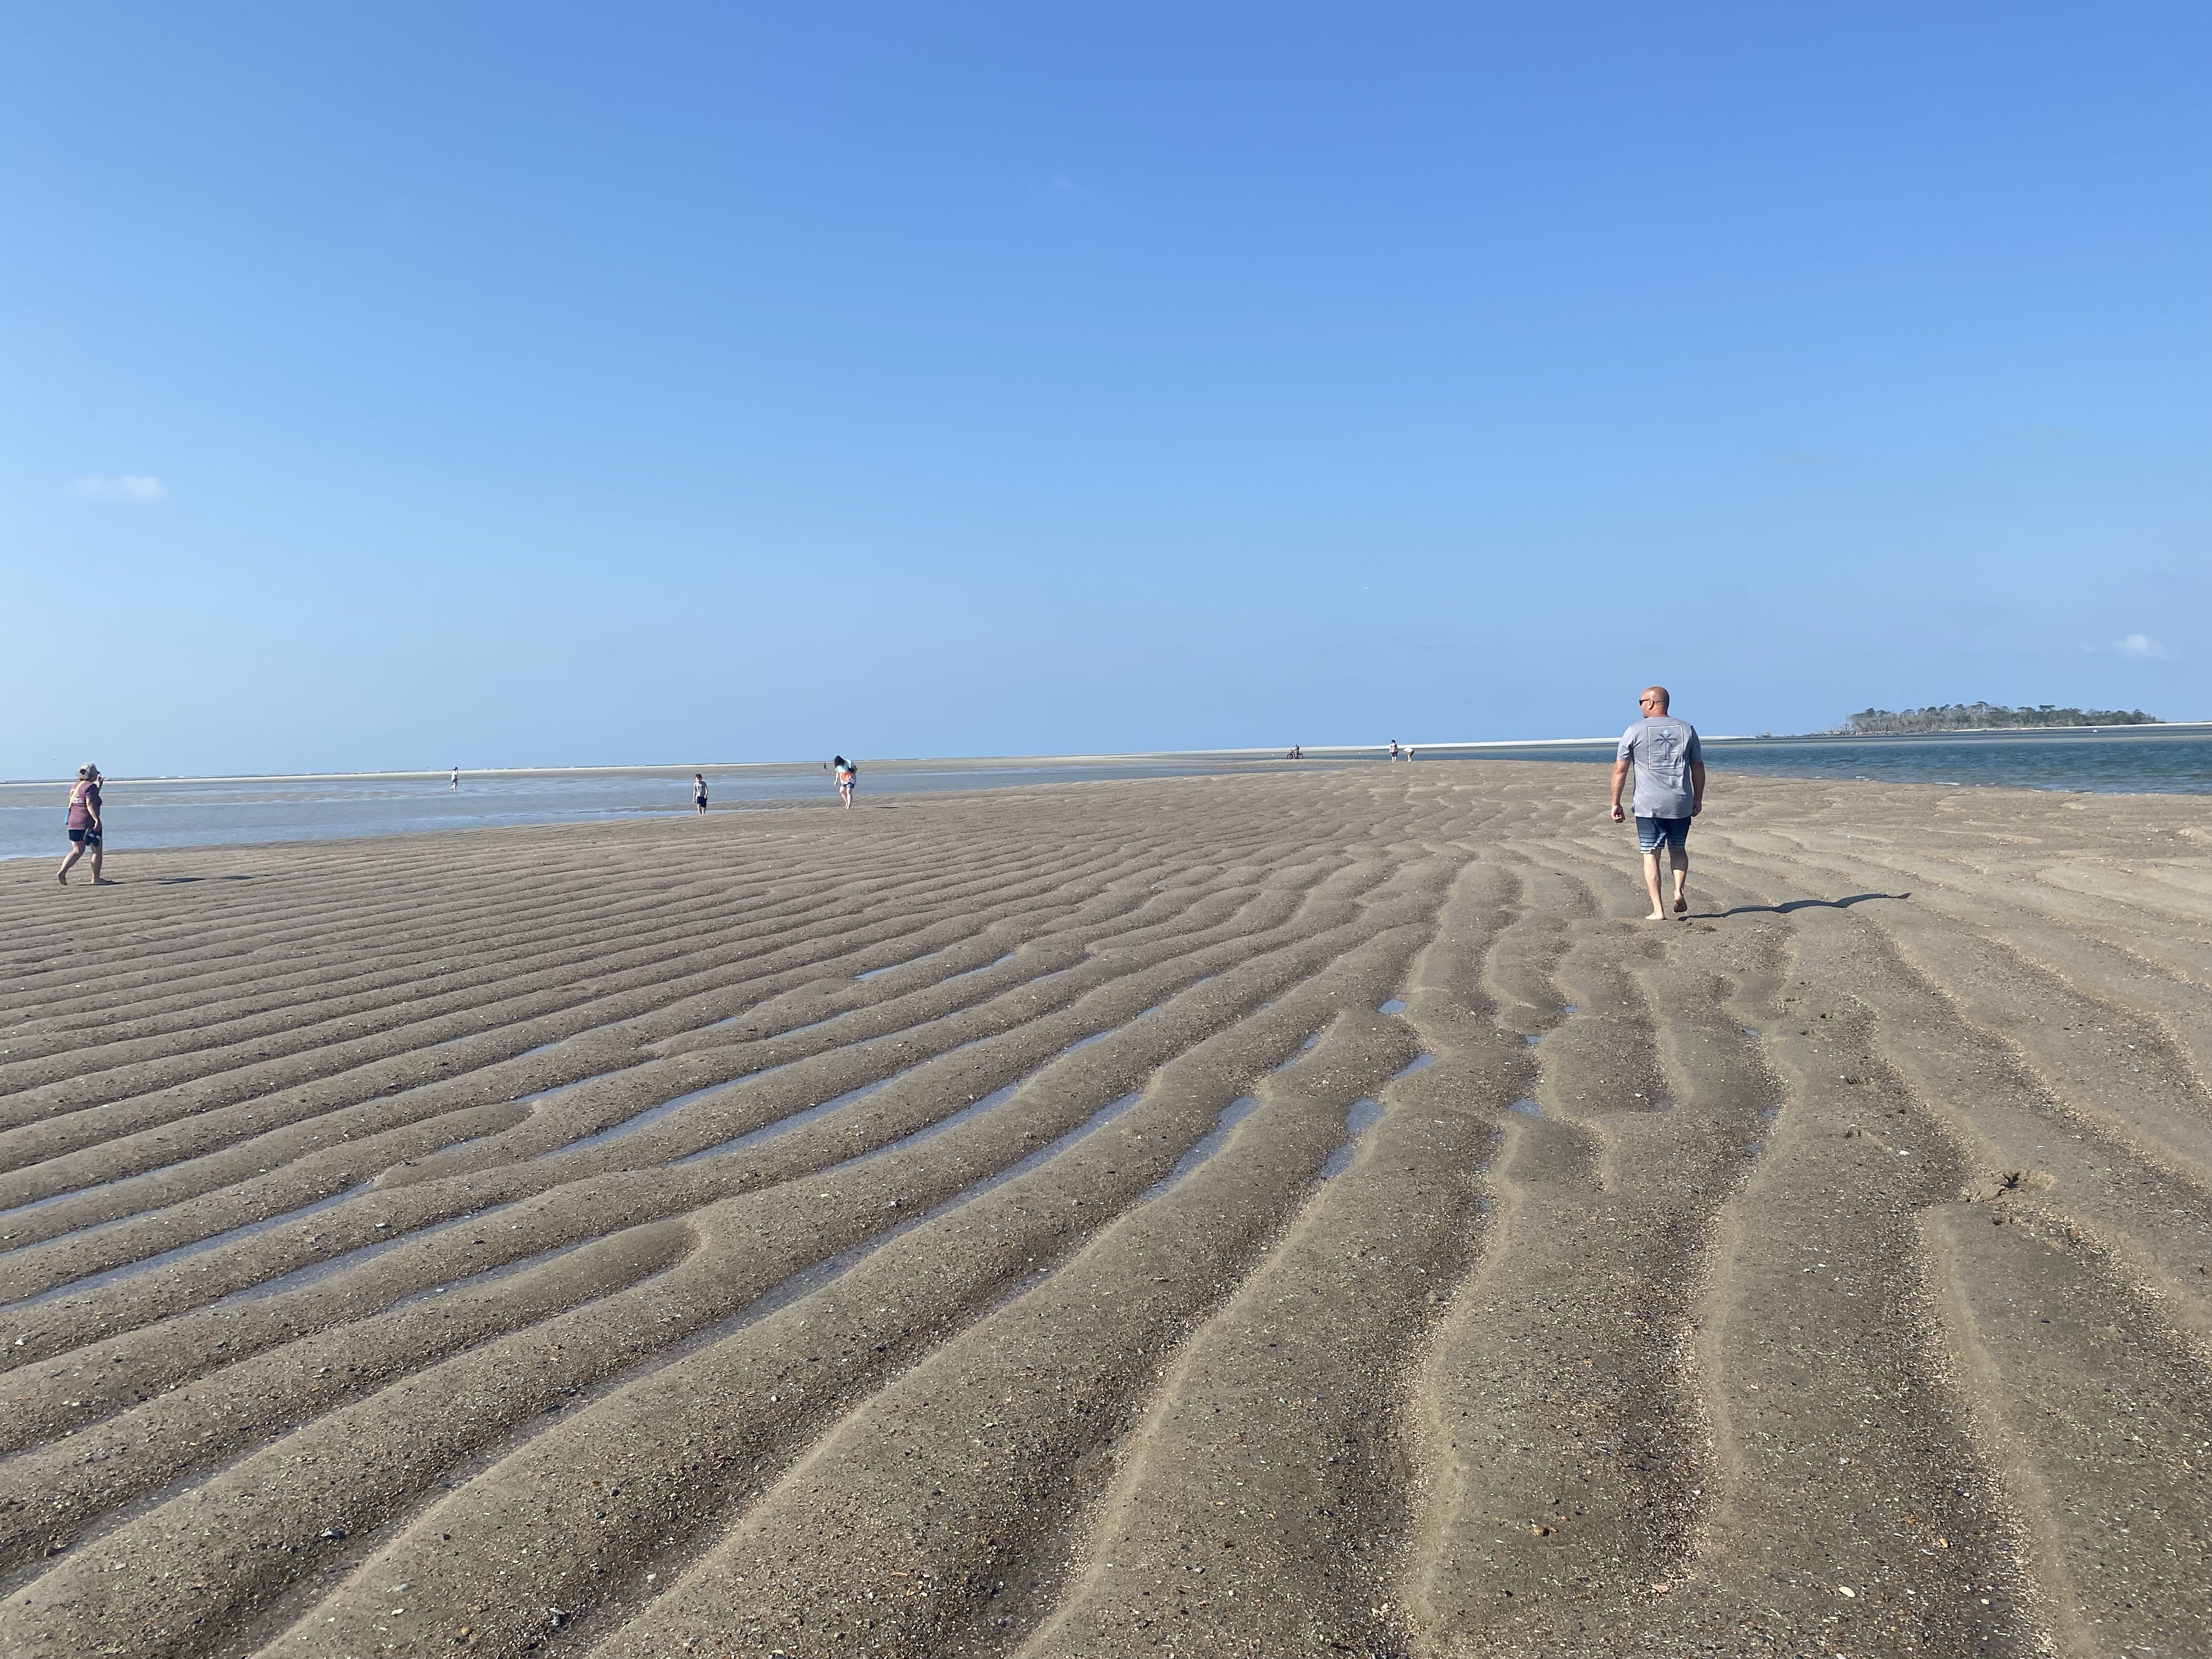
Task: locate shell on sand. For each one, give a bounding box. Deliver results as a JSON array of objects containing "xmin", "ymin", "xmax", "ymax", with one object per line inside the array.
[{"xmin": 2, "ymin": 764, "xmax": 2209, "ymax": 1658}]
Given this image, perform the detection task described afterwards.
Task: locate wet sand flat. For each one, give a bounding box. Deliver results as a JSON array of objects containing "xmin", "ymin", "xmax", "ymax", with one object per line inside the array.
[{"xmin": 2, "ymin": 763, "xmax": 2208, "ymax": 1658}]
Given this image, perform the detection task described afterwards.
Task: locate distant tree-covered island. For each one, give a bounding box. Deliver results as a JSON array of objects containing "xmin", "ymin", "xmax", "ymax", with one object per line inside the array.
[{"xmin": 1839, "ymin": 703, "xmax": 2162, "ymax": 735}]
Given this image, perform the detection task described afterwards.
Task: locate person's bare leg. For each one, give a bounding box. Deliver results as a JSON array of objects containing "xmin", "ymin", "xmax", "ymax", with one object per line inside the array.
[
  {"xmin": 1671, "ymin": 848, "xmax": 1689, "ymax": 912},
  {"xmin": 1640, "ymin": 850, "xmax": 1669, "ymax": 920},
  {"xmin": 58, "ymin": 844, "xmax": 81, "ymax": 883}
]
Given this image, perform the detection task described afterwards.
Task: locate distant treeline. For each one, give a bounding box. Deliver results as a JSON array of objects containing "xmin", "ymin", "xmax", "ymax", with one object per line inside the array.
[{"xmin": 1843, "ymin": 703, "xmax": 2162, "ymax": 735}]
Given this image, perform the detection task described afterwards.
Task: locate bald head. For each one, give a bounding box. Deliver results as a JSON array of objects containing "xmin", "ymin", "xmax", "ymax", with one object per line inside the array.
[{"xmin": 1639, "ymin": 686, "xmax": 1671, "ymax": 714}]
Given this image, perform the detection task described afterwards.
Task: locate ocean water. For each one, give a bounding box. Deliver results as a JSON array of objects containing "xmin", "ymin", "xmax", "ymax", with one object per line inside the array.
[
  {"xmin": 8, "ymin": 729, "xmax": 2207, "ymax": 863},
  {"xmin": 1429, "ymin": 727, "xmax": 2212, "ymax": 795},
  {"xmin": 1708, "ymin": 733, "xmax": 2212, "ymax": 793},
  {"xmin": 0, "ymin": 758, "xmax": 1287, "ymax": 862}
]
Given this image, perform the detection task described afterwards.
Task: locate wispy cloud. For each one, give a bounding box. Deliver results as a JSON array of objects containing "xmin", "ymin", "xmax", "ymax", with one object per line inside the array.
[
  {"xmin": 70, "ymin": 475, "xmax": 165, "ymax": 501},
  {"xmin": 1031, "ymin": 173, "xmax": 1094, "ymax": 207},
  {"xmin": 2116, "ymin": 633, "xmax": 2174, "ymax": 661}
]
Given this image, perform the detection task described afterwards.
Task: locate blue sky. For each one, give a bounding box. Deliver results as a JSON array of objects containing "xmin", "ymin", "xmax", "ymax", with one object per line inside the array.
[{"xmin": 4, "ymin": 3, "xmax": 2206, "ymax": 777}]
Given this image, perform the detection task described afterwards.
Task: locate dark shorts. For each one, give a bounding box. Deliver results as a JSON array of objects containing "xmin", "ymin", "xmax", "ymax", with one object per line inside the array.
[
  {"xmin": 68, "ymin": 826, "xmax": 102, "ymax": 847},
  {"xmin": 1635, "ymin": 815, "xmax": 1690, "ymax": 853}
]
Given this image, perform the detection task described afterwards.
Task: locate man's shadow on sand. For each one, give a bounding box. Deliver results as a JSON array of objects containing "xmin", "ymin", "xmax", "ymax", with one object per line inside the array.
[{"xmin": 1704, "ymin": 891, "xmax": 1908, "ymax": 918}]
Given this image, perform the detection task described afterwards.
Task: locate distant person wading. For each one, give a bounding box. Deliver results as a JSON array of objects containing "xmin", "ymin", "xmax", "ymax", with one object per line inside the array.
[
  {"xmin": 58, "ymin": 765, "xmax": 110, "ymax": 885},
  {"xmin": 694, "ymin": 772, "xmax": 709, "ymax": 815},
  {"xmin": 833, "ymin": 756, "xmax": 857, "ymax": 809},
  {"xmin": 1609, "ymin": 686, "xmax": 1705, "ymax": 921}
]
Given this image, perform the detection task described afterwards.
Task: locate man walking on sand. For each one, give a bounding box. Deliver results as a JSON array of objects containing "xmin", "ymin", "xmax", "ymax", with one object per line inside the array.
[{"xmin": 1609, "ymin": 686, "xmax": 1705, "ymax": 921}]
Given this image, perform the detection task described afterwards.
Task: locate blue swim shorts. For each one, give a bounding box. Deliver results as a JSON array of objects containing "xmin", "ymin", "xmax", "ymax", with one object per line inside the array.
[{"xmin": 1635, "ymin": 815, "xmax": 1690, "ymax": 853}]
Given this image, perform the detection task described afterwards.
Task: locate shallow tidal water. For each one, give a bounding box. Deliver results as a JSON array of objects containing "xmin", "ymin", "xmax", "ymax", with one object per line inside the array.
[
  {"xmin": 6, "ymin": 729, "xmax": 2207, "ymax": 862},
  {"xmin": 1425, "ymin": 729, "xmax": 2212, "ymax": 795},
  {"xmin": 0, "ymin": 758, "xmax": 1289, "ymax": 861}
]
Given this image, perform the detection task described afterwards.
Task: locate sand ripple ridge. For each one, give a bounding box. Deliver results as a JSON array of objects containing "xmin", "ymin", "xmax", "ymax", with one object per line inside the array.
[{"xmin": 2, "ymin": 768, "xmax": 2208, "ymax": 1657}]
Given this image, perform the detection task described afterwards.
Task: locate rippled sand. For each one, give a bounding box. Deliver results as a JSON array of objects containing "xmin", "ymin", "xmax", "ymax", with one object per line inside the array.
[{"xmin": 3, "ymin": 765, "xmax": 2208, "ymax": 1658}]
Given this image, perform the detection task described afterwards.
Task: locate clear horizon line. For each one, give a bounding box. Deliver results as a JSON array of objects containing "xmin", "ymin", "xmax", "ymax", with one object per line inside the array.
[{"xmin": 8, "ymin": 720, "xmax": 2209, "ymax": 788}]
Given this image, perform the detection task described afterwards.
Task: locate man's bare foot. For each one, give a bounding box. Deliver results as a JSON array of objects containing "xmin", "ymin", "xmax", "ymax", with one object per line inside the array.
[
  {"xmin": 1674, "ymin": 896, "xmax": 1688, "ymax": 913},
  {"xmin": 93, "ymin": 878, "xmax": 116, "ymax": 885},
  {"xmin": 1644, "ymin": 909, "xmax": 1669, "ymax": 921},
  {"xmin": 57, "ymin": 873, "xmax": 67, "ymax": 884}
]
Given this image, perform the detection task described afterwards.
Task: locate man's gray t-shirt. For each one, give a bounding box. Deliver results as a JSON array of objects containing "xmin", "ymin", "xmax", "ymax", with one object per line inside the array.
[{"xmin": 1617, "ymin": 715, "xmax": 1703, "ymax": 819}]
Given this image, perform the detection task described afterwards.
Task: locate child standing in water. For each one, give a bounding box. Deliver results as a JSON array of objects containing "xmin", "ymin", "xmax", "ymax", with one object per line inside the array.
[{"xmin": 694, "ymin": 772, "xmax": 709, "ymax": 814}]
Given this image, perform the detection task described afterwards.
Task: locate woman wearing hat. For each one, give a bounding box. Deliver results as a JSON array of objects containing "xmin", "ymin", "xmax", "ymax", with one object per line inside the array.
[{"xmin": 59, "ymin": 764, "xmax": 109, "ymax": 885}]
